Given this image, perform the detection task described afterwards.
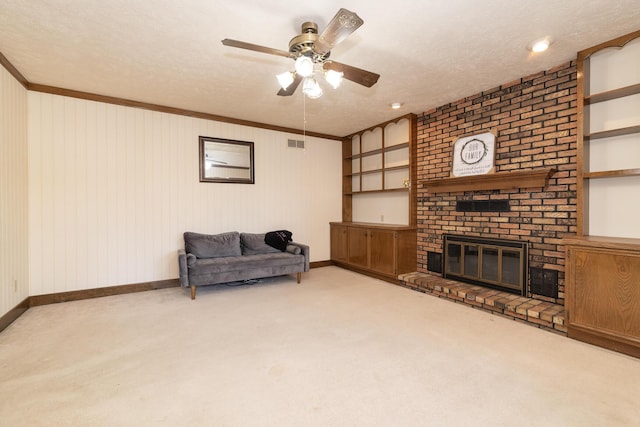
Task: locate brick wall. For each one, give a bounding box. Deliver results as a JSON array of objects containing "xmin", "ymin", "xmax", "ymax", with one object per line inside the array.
[{"xmin": 416, "ymin": 61, "xmax": 577, "ymax": 304}]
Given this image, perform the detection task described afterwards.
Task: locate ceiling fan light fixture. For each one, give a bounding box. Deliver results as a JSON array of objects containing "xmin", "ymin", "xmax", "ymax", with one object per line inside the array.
[
  {"xmin": 325, "ymin": 69, "xmax": 343, "ymax": 89},
  {"xmin": 295, "ymin": 56, "xmax": 314, "ymax": 77},
  {"xmin": 276, "ymin": 71, "xmax": 295, "ymax": 90},
  {"xmin": 302, "ymin": 77, "xmax": 323, "ymax": 99}
]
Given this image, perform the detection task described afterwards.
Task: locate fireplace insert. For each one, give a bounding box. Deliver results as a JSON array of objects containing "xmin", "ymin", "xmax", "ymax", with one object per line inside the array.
[{"xmin": 443, "ymin": 234, "xmax": 528, "ymax": 296}]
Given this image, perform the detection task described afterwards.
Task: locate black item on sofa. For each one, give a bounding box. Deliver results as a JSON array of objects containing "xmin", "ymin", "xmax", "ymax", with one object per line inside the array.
[{"xmin": 264, "ymin": 230, "xmax": 292, "ymax": 251}]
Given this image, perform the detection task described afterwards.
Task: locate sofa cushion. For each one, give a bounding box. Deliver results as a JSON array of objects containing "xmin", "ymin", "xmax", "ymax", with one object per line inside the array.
[
  {"xmin": 189, "ymin": 252, "xmax": 303, "ymax": 275},
  {"xmin": 184, "ymin": 231, "xmax": 241, "ymax": 259},
  {"xmin": 240, "ymin": 233, "xmax": 281, "ymax": 255}
]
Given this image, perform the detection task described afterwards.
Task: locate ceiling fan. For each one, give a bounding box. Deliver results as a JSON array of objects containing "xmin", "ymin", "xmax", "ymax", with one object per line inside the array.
[{"xmin": 221, "ymin": 8, "xmax": 380, "ymax": 98}]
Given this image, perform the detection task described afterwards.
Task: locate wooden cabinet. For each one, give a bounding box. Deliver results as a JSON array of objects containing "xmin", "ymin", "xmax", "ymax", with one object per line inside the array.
[
  {"xmin": 330, "ymin": 224, "xmax": 348, "ymax": 263},
  {"xmin": 577, "ymin": 30, "xmax": 640, "ymax": 237},
  {"xmin": 564, "ymin": 236, "xmax": 640, "ymax": 358},
  {"xmin": 347, "ymin": 227, "xmax": 369, "ymax": 269},
  {"xmin": 330, "ymin": 222, "xmax": 416, "ymax": 282}
]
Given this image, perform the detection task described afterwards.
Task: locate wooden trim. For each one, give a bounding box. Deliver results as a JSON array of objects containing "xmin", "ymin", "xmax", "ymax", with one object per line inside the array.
[
  {"xmin": 330, "ymin": 221, "xmax": 416, "ymax": 231},
  {"xmin": 310, "ymin": 260, "xmax": 333, "ymax": 268},
  {"xmin": 420, "ymin": 168, "xmax": 557, "ymax": 193},
  {"xmin": 577, "ymin": 29, "xmax": 640, "ymax": 61},
  {"xmin": 345, "ymin": 113, "xmax": 417, "ymax": 139},
  {"xmin": 0, "ymin": 50, "xmax": 29, "ymax": 88},
  {"xmin": 0, "ymin": 298, "xmax": 30, "ymax": 334},
  {"xmin": 408, "ymin": 113, "xmax": 418, "ymax": 227},
  {"xmin": 577, "ymin": 42, "xmax": 587, "ymax": 236},
  {"xmin": 1, "ymin": 51, "xmax": 343, "ymax": 140},
  {"xmin": 29, "ymin": 279, "xmax": 180, "ymax": 306},
  {"xmin": 331, "ymin": 261, "xmax": 402, "ymax": 285},
  {"xmin": 26, "ymin": 83, "xmax": 342, "ymax": 141},
  {"xmin": 568, "ymin": 325, "xmax": 640, "ymax": 359},
  {"xmin": 563, "ymin": 235, "xmax": 640, "ymax": 251}
]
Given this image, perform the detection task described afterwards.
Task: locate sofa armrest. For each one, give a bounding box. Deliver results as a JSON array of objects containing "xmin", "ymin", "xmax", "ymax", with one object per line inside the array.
[
  {"xmin": 177, "ymin": 249, "xmax": 189, "ymax": 287},
  {"xmin": 290, "ymin": 242, "xmax": 310, "ymax": 272}
]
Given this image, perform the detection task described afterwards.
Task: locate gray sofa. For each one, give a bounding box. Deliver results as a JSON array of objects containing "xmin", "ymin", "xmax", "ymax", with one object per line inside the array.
[{"xmin": 178, "ymin": 231, "xmax": 309, "ymax": 299}]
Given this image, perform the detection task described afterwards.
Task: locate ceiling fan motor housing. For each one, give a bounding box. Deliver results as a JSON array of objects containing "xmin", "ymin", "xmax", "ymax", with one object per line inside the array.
[{"xmin": 289, "ymin": 22, "xmax": 330, "ymax": 62}]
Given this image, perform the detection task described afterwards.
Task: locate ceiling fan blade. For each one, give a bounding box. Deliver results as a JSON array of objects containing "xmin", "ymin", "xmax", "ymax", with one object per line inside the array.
[
  {"xmin": 221, "ymin": 39, "xmax": 292, "ymax": 58},
  {"xmin": 314, "ymin": 8, "xmax": 364, "ymax": 55},
  {"xmin": 324, "ymin": 61, "xmax": 380, "ymax": 88},
  {"xmin": 277, "ymin": 74, "xmax": 303, "ymax": 96}
]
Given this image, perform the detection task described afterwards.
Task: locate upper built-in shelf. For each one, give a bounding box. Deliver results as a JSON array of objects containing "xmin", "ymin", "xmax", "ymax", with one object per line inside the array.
[
  {"xmin": 420, "ymin": 168, "xmax": 557, "ymax": 193},
  {"xmin": 585, "ymin": 124, "xmax": 640, "ymax": 141},
  {"xmin": 583, "ymin": 168, "xmax": 640, "ymax": 179},
  {"xmin": 347, "ymin": 142, "xmax": 409, "ymax": 160},
  {"xmin": 584, "ymin": 83, "xmax": 640, "ymax": 105}
]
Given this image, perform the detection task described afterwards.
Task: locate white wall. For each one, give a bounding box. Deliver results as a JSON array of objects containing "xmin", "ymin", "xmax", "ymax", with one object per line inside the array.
[
  {"xmin": 587, "ymin": 37, "xmax": 640, "ymax": 238},
  {"xmin": 28, "ymin": 92, "xmax": 342, "ymax": 295},
  {"xmin": 0, "ymin": 66, "xmax": 29, "ymax": 317}
]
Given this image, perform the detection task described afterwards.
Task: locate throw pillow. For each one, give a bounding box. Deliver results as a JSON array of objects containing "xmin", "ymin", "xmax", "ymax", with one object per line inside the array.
[
  {"xmin": 285, "ymin": 244, "xmax": 301, "ymax": 255},
  {"xmin": 240, "ymin": 233, "xmax": 281, "ymax": 255},
  {"xmin": 184, "ymin": 231, "xmax": 242, "ymax": 259}
]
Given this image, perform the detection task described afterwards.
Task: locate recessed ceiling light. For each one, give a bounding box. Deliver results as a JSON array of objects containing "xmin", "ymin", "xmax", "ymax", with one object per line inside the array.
[
  {"xmin": 390, "ymin": 102, "xmax": 403, "ymax": 109},
  {"xmin": 529, "ymin": 37, "xmax": 551, "ymax": 53}
]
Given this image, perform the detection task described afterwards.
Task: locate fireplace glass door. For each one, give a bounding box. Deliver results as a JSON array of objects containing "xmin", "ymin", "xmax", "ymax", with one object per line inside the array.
[{"xmin": 444, "ymin": 235, "xmax": 527, "ymax": 295}]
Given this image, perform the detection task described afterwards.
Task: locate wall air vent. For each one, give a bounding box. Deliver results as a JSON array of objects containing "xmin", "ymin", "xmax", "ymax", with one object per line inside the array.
[{"xmin": 288, "ymin": 139, "xmax": 305, "ymax": 149}]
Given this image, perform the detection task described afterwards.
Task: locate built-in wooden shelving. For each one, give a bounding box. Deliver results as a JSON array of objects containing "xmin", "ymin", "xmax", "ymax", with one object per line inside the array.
[
  {"xmin": 583, "ymin": 168, "xmax": 640, "ymax": 179},
  {"xmin": 347, "ymin": 142, "xmax": 409, "ymax": 160},
  {"xmin": 584, "ymin": 125, "xmax": 640, "ymax": 141},
  {"xmin": 584, "ymin": 83, "xmax": 640, "ymax": 105}
]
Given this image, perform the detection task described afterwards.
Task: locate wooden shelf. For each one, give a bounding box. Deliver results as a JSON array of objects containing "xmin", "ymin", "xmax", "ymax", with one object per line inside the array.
[
  {"xmin": 347, "ymin": 164, "xmax": 409, "ymax": 177},
  {"xmin": 585, "ymin": 83, "xmax": 640, "ymax": 105},
  {"xmin": 583, "ymin": 168, "xmax": 640, "ymax": 179},
  {"xmin": 420, "ymin": 168, "xmax": 557, "ymax": 193},
  {"xmin": 347, "ymin": 142, "xmax": 409, "ymax": 160},
  {"xmin": 585, "ymin": 124, "xmax": 640, "ymax": 140},
  {"xmin": 348, "ymin": 188, "xmax": 408, "ymax": 195}
]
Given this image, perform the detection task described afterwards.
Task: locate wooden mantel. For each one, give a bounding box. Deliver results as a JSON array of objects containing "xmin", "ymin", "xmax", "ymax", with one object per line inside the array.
[{"xmin": 420, "ymin": 168, "xmax": 557, "ymax": 193}]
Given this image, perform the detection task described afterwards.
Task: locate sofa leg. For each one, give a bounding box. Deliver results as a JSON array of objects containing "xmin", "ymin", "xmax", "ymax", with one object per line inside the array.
[
  {"xmin": 297, "ymin": 272, "xmax": 301, "ymax": 284},
  {"xmin": 191, "ymin": 286, "xmax": 196, "ymax": 300}
]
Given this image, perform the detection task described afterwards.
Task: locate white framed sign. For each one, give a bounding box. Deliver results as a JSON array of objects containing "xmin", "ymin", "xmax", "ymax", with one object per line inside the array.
[{"xmin": 451, "ymin": 131, "xmax": 496, "ymax": 177}]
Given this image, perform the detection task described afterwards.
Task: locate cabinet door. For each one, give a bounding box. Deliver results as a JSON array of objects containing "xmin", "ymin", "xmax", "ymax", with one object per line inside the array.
[
  {"xmin": 348, "ymin": 227, "xmax": 369, "ymax": 269},
  {"xmin": 330, "ymin": 225, "xmax": 348, "ymax": 263},
  {"xmin": 569, "ymin": 247, "xmax": 640, "ymax": 341},
  {"xmin": 369, "ymin": 229, "xmax": 396, "ymax": 275}
]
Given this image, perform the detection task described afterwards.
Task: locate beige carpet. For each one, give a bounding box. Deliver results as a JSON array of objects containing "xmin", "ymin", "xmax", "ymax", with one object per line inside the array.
[{"xmin": 1, "ymin": 266, "xmax": 639, "ymax": 426}]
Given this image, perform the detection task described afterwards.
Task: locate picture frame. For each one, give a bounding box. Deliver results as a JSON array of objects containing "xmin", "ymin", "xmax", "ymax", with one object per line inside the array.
[
  {"xmin": 199, "ymin": 136, "xmax": 255, "ymax": 184},
  {"xmin": 451, "ymin": 131, "xmax": 496, "ymax": 177}
]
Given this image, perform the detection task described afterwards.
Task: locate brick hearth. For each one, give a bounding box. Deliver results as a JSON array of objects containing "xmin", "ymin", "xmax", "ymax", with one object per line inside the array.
[{"xmin": 399, "ymin": 272, "xmax": 566, "ymax": 335}]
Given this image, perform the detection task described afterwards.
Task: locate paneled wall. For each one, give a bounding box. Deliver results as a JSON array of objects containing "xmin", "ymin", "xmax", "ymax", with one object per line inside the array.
[
  {"xmin": 0, "ymin": 66, "xmax": 29, "ymax": 316},
  {"xmin": 28, "ymin": 92, "xmax": 342, "ymax": 296}
]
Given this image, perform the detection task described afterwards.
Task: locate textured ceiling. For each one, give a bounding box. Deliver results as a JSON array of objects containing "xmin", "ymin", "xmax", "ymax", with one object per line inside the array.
[{"xmin": 1, "ymin": 0, "xmax": 639, "ymax": 137}]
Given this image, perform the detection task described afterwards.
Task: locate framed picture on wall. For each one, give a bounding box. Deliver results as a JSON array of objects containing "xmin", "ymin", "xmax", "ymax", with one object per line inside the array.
[
  {"xmin": 199, "ymin": 136, "xmax": 255, "ymax": 184},
  {"xmin": 451, "ymin": 131, "xmax": 496, "ymax": 177}
]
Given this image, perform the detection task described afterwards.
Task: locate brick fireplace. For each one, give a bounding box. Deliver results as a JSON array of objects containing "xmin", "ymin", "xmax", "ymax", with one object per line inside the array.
[{"xmin": 415, "ymin": 61, "xmax": 577, "ymax": 306}]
